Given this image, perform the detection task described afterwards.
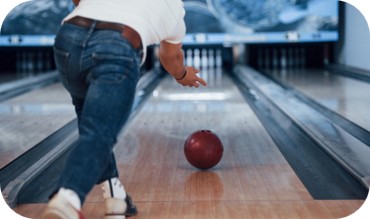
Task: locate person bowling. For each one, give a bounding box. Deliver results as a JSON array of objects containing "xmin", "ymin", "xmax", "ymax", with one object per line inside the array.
[{"xmin": 41, "ymin": 0, "xmax": 207, "ymax": 218}]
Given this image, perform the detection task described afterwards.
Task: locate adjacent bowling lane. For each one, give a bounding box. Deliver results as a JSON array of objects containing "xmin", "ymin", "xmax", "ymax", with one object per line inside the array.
[
  {"xmin": 0, "ymin": 81, "xmax": 75, "ymax": 169},
  {"xmin": 14, "ymin": 67, "xmax": 364, "ymax": 218},
  {"xmin": 265, "ymin": 68, "xmax": 370, "ymax": 134}
]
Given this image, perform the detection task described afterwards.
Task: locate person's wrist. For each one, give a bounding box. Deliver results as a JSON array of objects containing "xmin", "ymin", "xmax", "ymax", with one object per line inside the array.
[{"xmin": 175, "ymin": 68, "xmax": 187, "ymax": 81}]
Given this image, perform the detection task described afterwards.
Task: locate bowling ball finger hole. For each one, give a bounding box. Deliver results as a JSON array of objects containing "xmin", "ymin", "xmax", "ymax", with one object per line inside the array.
[{"xmin": 201, "ymin": 130, "xmax": 212, "ymax": 132}]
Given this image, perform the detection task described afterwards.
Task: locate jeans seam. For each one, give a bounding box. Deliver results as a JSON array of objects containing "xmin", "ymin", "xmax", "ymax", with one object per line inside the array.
[{"xmin": 80, "ymin": 20, "xmax": 98, "ymax": 71}]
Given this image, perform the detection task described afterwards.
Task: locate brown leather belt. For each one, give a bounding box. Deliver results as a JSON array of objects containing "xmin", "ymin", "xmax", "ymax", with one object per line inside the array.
[{"xmin": 66, "ymin": 16, "xmax": 142, "ymax": 50}]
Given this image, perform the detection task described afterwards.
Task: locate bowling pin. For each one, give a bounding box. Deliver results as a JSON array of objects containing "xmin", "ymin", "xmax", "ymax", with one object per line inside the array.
[
  {"xmin": 208, "ymin": 49, "xmax": 215, "ymax": 68},
  {"xmin": 186, "ymin": 48, "xmax": 193, "ymax": 67},
  {"xmin": 201, "ymin": 48, "xmax": 208, "ymax": 69},
  {"xmin": 28, "ymin": 52, "xmax": 35, "ymax": 75},
  {"xmin": 280, "ymin": 48, "xmax": 287, "ymax": 70},
  {"xmin": 272, "ymin": 48, "xmax": 278, "ymax": 69},
  {"xmin": 215, "ymin": 49, "xmax": 222, "ymax": 68},
  {"xmin": 193, "ymin": 48, "xmax": 200, "ymax": 69}
]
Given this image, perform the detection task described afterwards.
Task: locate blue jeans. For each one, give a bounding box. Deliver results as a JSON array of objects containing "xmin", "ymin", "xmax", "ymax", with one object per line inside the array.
[{"xmin": 53, "ymin": 21, "xmax": 142, "ymax": 203}]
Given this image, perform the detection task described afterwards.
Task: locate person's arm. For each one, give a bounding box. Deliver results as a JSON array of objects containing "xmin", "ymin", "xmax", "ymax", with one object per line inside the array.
[
  {"xmin": 72, "ymin": 0, "xmax": 80, "ymax": 6},
  {"xmin": 159, "ymin": 41, "xmax": 206, "ymax": 87}
]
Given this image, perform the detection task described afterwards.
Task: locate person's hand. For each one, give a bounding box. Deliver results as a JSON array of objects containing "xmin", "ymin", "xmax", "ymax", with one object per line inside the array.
[{"xmin": 175, "ymin": 66, "xmax": 207, "ymax": 87}]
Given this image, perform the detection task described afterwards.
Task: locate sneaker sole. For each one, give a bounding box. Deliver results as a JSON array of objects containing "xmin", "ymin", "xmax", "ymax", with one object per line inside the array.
[{"xmin": 105, "ymin": 215, "xmax": 126, "ymax": 219}]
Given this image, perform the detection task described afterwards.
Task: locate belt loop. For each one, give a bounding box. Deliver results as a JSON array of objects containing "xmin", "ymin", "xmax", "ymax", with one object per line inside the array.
[{"xmin": 82, "ymin": 20, "xmax": 98, "ymax": 48}]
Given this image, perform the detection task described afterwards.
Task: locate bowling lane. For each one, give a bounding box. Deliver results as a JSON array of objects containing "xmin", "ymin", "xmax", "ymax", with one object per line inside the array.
[
  {"xmin": 112, "ymin": 66, "xmax": 311, "ymax": 202},
  {"xmin": 13, "ymin": 67, "xmax": 364, "ymax": 218},
  {"xmin": 77, "ymin": 67, "xmax": 362, "ymax": 218},
  {"xmin": 0, "ymin": 81, "xmax": 75, "ymax": 169},
  {"xmin": 19, "ymin": 67, "xmax": 358, "ymax": 218},
  {"xmin": 264, "ymin": 68, "xmax": 370, "ymax": 134}
]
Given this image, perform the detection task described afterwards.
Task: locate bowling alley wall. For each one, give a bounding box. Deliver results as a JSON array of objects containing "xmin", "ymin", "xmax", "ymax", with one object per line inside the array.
[
  {"xmin": 336, "ymin": 3, "xmax": 370, "ymax": 71},
  {"xmin": 244, "ymin": 2, "xmax": 370, "ymax": 72},
  {"xmin": 0, "ymin": 1, "xmax": 369, "ymax": 75}
]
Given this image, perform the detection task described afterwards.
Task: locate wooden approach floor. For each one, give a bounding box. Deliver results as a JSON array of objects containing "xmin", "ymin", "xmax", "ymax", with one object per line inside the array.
[{"xmin": 11, "ymin": 68, "xmax": 365, "ymax": 218}]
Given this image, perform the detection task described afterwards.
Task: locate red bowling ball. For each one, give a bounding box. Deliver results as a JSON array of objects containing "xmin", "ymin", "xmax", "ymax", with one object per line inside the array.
[{"xmin": 184, "ymin": 130, "xmax": 224, "ymax": 170}]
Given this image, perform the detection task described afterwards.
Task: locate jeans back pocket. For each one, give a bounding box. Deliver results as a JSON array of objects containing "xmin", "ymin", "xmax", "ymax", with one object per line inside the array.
[{"xmin": 53, "ymin": 47, "xmax": 71, "ymax": 84}]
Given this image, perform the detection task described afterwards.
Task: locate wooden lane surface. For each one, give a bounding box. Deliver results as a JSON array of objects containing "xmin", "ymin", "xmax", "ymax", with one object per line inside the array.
[
  {"xmin": 13, "ymin": 68, "xmax": 364, "ymax": 218},
  {"xmin": 266, "ymin": 69, "xmax": 370, "ymax": 133},
  {"xmin": 13, "ymin": 199, "xmax": 363, "ymax": 219},
  {"xmin": 0, "ymin": 82, "xmax": 75, "ymax": 169}
]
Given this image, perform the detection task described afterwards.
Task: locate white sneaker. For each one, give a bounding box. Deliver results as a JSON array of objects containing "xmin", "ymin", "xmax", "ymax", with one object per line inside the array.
[
  {"xmin": 41, "ymin": 193, "xmax": 85, "ymax": 219},
  {"xmin": 101, "ymin": 178, "xmax": 138, "ymax": 219},
  {"xmin": 104, "ymin": 195, "xmax": 137, "ymax": 219}
]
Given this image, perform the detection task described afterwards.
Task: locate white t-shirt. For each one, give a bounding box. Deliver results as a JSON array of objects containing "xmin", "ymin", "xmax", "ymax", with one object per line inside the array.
[{"xmin": 63, "ymin": 0, "xmax": 186, "ymax": 64}]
